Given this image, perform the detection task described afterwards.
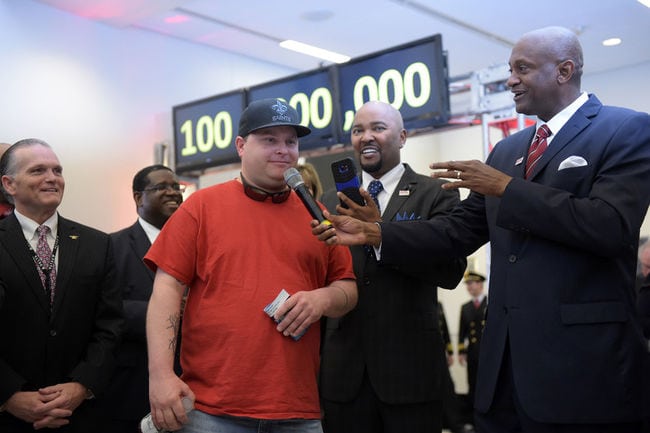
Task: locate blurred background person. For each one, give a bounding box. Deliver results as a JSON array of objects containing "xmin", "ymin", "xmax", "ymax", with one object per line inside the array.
[
  {"xmin": 638, "ymin": 239, "xmax": 650, "ymax": 433},
  {"xmin": 439, "ymin": 302, "xmax": 471, "ymax": 433},
  {"xmin": 0, "ymin": 139, "xmax": 122, "ymax": 432},
  {"xmin": 297, "ymin": 161, "xmax": 323, "ymax": 200},
  {"xmin": 457, "ymin": 271, "xmax": 487, "ymax": 418},
  {"xmin": 96, "ymin": 164, "xmax": 184, "ymax": 433}
]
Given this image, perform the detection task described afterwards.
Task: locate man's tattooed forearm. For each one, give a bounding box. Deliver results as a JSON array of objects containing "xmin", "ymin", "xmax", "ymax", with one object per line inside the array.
[{"xmin": 166, "ymin": 313, "xmax": 180, "ymax": 352}]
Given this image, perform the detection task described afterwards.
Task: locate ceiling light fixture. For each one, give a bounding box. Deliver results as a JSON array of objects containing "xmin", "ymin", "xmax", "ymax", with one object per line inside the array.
[
  {"xmin": 602, "ymin": 37, "xmax": 622, "ymax": 47},
  {"xmin": 638, "ymin": 0, "xmax": 650, "ymax": 8},
  {"xmin": 279, "ymin": 40, "xmax": 350, "ymax": 64}
]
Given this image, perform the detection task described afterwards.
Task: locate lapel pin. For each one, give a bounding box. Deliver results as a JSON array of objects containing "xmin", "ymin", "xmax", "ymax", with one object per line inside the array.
[
  {"xmin": 398, "ymin": 189, "xmax": 410, "ymax": 196},
  {"xmin": 69, "ymin": 235, "xmax": 79, "ymax": 240},
  {"xmin": 515, "ymin": 157, "xmax": 524, "ymax": 166}
]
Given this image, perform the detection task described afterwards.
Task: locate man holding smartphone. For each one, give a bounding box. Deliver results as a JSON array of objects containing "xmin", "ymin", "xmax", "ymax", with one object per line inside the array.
[{"xmin": 320, "ymin": 101, "xmax": 466, "ymax": 433}]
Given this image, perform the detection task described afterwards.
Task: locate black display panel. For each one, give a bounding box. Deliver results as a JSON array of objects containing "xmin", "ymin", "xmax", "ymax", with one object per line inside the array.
[
  {"xmin": 172, "ymin": 35, "xmax": 450, "ymax": 172},
  {"xmin": 247, "ymin": 68, "xmax": 339, "ymax": 151},
  {"xmin": 336, "ymin": 35, "xmax": 449, "ymax": 141},
  {"xmin": 173, "ymin": 90, "xmax": 246, "ymax": 172}
]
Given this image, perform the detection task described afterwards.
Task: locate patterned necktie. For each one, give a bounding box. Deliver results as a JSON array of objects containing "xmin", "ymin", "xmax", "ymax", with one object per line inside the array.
[
  {"xmin": 364, "ymin": 180, "xmax": 384, "ymax": 257},
  {"xmin": 525, "ymin": 124, "xmax": 552, "ymax": 179},
  {"xmin": 367, "ymin": 180, "xmax": 384, "ymax": 213},
  {"xmin": 36, "ymin": 225, "xmax": 56, "ymax": 305}
]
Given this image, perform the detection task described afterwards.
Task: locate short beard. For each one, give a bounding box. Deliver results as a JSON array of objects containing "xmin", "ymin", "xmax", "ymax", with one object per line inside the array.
[{"xmin": 361, "ymin": 159, "xmax": 382, "ymax": 174}]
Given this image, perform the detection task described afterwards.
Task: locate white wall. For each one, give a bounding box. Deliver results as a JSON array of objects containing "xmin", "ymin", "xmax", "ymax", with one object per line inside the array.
[
  {"xmin": 2, "ymin": 0, "xmax": 649, "ymax": 394},
  {"xmin": 0, "ymin": 0, "xmax": 296, "ymax": 232}
]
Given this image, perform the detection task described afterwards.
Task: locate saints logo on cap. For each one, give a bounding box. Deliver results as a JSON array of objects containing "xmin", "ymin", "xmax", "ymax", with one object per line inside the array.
[
  {"xmin": 272, "ymin": 100, "xmax": 288, "ymax": 115},
  {"xmin": 238, "ymin": 98, "xmax": 311, "ymax": 138}
]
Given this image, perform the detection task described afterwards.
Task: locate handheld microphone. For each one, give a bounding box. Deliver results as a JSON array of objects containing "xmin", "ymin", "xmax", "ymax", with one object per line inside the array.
[{"xmin": 284, "ymin": 167, "xmax": 331, "ymax": 225}]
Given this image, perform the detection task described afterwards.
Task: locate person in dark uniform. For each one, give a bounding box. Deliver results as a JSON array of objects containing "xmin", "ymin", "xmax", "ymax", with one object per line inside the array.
[
  {"xmin": 458, "ymin": 271, "xmax": 487, "ymax": 409},
  {"xmin": 439, "ymin": 302, "xmax": 469, "ymax": 433}
]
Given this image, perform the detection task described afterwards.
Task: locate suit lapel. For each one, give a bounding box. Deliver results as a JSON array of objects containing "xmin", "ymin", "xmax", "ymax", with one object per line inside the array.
[
  {"xmin": 0, "ymin": 214, "xmax": 51, "ymax": 313},
  {"xmin": 383, "ymin": 164, "xmax": 418, "ymax": 222},
  {"xmin": 51, "ymin": 216, "xmax": 82, "ymax": 316},
  {"xmin": 527, "ymin": 94, "xmax": 600, "ymax": 181},
  {"xmin": 129, "ymin": 222, "xmax": 154, "ymax": 281}
]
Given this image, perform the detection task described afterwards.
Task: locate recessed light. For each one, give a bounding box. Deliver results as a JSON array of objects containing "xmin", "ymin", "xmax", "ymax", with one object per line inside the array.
[
  {"xmin": 602, "ymin": 38, "xmax": 622, "ymax": 47},
  {"xmin": 279, "ymin": 40, "xmax": 350, "ymax": 64},
  {"xmin": 638, "ymin": 0, "xmax": 650, "ymax": 8}
]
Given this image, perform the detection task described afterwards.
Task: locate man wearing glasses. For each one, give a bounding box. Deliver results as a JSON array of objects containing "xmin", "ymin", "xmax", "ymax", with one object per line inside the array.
[{"xmin": 96, "ymin": 165, "xmax": 184, "ymax": 433}]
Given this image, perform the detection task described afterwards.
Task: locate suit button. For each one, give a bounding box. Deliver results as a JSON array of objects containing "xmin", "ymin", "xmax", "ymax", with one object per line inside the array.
[
  {"xmin": 49, "ymin": 329, "xmax": 57, "ymax": 337},
  {"xmin": 363, "ymin": 277, "xmax": 371, "ymax": 286},
  {"xmin": 508, "ymin": 255, "xmax": 517, "ymax": 263}
]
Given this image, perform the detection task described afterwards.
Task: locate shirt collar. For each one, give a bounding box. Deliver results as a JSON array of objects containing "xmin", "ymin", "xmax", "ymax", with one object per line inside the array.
[
  {"xmin": 14, "ymin": 209, "xmax": 58, "ymax": 242},
  {"xmin": 361, "ymin": 163, "xmax": 405, "ymax": 197},
  {"xmin": 138, "ymin": 217, "xmax": 161, "ymax": 244},
  {"xmin": 541, "ymin": 91, "xmax": 589, "ymax": 145}
]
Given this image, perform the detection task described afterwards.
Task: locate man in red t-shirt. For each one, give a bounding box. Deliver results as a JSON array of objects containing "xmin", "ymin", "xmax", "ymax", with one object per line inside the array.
[{"xmin": 144, "ymin": 98, "xmax": 357, "ymax": 433}]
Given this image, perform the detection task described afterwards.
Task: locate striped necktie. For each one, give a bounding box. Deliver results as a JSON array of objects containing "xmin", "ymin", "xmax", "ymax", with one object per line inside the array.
[{"xmin": 525, "ymin": 124, "xmax": 551, "ymax": 179}]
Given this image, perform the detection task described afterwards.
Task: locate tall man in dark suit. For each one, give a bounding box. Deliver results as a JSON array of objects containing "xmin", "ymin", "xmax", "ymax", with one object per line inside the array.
[
  {"xmin": 319, "ymin": 101, "xmax": 466, "ymax": 433},
  {"xmin": 314, "ymin": 27, "xmax": 650, "ymax": 432},
  {"xmin": 457, "ymin": 271, "xmax": 487, "ymax": 410},
  {"xmin": 0, "ymin": 138, "xmax": 123, "ymax": 432},
  {"xmin": 96, "ymin": 165, "xmax": 183, "ymax": 432}
]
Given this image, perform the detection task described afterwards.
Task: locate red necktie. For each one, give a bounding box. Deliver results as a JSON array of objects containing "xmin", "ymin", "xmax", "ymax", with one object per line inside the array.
[
  {"xmin": 473, "ymin": 299, "xmax": 481, "ymax": 309},
  {"xmin": 525, "ymin": 124, "xmax": 551, "ymax": 179}
]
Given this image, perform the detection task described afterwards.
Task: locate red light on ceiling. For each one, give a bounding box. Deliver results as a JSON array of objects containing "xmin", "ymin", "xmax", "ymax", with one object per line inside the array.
[{"xmin": 165, "ymin": 15, "xmax": 189, "ymax": 24}]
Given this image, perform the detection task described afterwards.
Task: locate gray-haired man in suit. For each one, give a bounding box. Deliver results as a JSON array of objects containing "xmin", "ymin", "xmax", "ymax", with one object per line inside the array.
[{"xmin": 0, "ymin": 139, "xmax": 122, "ymax": 432}]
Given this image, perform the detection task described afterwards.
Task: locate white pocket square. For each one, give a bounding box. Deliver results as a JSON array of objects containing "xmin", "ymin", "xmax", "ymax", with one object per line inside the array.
[{"xmin": 558, "ymin": 156, "xmax": 588, "ymax": 170}]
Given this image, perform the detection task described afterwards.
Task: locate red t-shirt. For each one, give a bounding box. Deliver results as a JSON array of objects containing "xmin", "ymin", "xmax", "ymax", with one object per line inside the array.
[{"xmin": 145, "ymin": 180, "xmax": 354, "ymax": 419}]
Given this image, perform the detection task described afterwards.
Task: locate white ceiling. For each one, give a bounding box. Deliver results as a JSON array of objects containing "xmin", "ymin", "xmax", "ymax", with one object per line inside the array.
[{"xmin": 33, "ymin": 0, "xmax": 650, "ymax": 79}]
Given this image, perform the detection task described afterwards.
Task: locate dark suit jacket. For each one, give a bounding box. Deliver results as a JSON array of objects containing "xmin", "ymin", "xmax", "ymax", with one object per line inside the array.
[
  {"xmin": 97, "ymin": 221, "xmax": 154, "ymax": 421},
  {"xmin": 379, "ymin": 95, "xmax": 650, "ymax": 423},
  {"xmin": 0, "ymin": 213, "xmax": 122, "ymax": 432},
  {"xmin": 320, "ymin": 163, "xmax": 466, "ymax": 405}
]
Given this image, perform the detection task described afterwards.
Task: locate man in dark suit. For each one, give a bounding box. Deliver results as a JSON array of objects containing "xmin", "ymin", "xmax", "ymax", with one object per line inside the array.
[
  {"xmin": 96, "ymin": 165, "xmax": 183, "ymax": 432},
  {"xmin": 457, "ymin": 271, "xmax": 487, "ymax": 410},
  {"xmin": 0, "ymin": 138, "xmax": 123, "ymax": 432},
  {"xmin": 315, "ymin": 27, "xmax": 650, "ymax": 432},
  {"xmin": 319, "ymin": 101, "xmax": 466, "ymax": 433}
]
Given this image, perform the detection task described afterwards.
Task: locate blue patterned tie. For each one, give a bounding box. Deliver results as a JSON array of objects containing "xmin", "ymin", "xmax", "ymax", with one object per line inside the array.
[
  {"xmin": 367, "ymin": 180, "xmax": 383, "ymax": 213},
  {"xmin": 364, "ymin": 180, "xmax": 383, "ymax": 258}
]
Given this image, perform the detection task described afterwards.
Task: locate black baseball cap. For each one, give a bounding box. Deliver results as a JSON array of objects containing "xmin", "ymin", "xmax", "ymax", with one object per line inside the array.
[{"xmin": 238, "ymin": 98, "xmax": 311, "ymax": 138}]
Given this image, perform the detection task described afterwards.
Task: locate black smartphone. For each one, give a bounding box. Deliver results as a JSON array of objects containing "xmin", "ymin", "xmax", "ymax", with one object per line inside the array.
[{"xmin": 331, "ymin": 157, "xmax": 365, "ymax": 208}]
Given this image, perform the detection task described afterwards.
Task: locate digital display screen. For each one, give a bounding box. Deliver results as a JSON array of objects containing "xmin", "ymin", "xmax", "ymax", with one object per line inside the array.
[
  {"xmin": 172, "ymin": 90, "xmax": 245, "ymax": 172},
  {"xmin": 336, "ymin": 34, "xmax": 449, "ymax": 141},
  {"xmin": 173, "ymin": 35, "xmax": 450, "ymax": 173},
  {"xmin": 248, "ymin": 68, "xmax": 339, "ymax": 151}
]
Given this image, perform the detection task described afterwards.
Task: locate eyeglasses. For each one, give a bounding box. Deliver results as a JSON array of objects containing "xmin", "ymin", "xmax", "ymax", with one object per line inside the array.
[
  {"xmin": 240, "ymin": 173, "xmax": 290, "ymax": 204},
  {"xmin": 141, "ymin": 183, "xmax": 186, "ymax": 193}
]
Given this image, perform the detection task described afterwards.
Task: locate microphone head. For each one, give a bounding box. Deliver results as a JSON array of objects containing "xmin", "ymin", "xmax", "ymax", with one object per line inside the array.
[{"xmin": 284, "ymin": 167, "xmax": 305, "ymax": 190}]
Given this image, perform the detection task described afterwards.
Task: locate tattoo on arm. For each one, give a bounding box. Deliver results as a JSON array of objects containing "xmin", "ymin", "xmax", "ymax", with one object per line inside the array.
[{"xmin": 166, "ymin": 313, "xmax": 180, "ymax": 352}]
